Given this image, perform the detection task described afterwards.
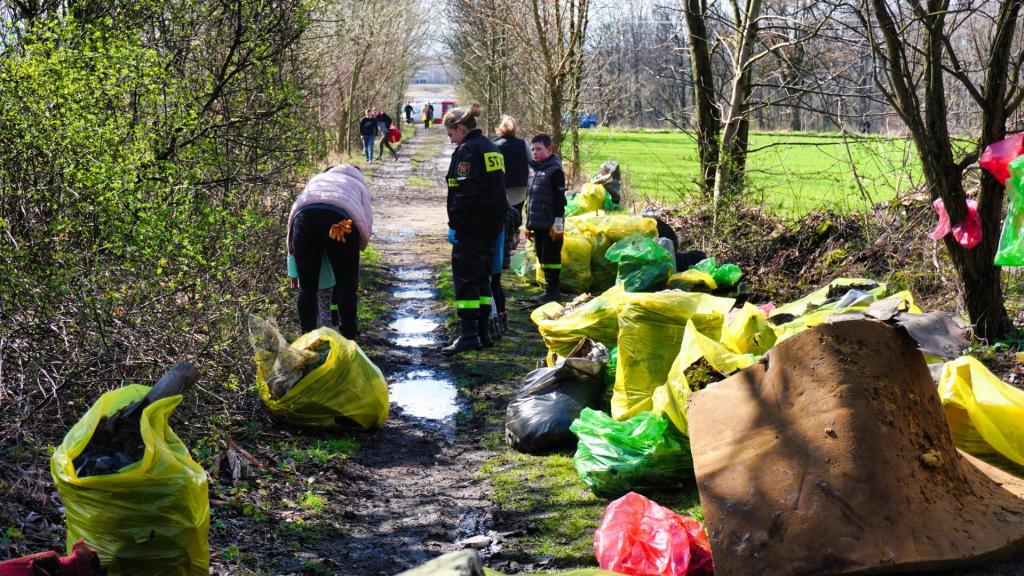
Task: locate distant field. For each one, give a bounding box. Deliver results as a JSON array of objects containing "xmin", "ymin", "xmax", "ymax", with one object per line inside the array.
[{"xmin": 575, "ymin": 129, "xmax": 922, "ymax": 216}]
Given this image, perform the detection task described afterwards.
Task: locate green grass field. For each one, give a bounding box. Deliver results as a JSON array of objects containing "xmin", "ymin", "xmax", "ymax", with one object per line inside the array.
[{"xmin": 576, "ymin": 129, "xmax": 922, "ymax": 216}]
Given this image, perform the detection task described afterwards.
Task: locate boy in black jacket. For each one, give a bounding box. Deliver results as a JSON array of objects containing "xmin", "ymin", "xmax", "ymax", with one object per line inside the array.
[{"xmin": 525, "ymin": 133, "xmax": 566, "ymax": 303}]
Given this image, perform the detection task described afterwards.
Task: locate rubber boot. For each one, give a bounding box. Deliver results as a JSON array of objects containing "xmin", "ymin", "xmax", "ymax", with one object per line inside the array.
[
  {"xmin": 442, "ymin": 318, "xmax": 481, "ymax": 356},
  {"xmin": 478, "ymin": 315, "xmax": 495, "ymax": 348},
  {"xmin": 535, "ymin": 269, "xmax": 561, "ymax": 304}
]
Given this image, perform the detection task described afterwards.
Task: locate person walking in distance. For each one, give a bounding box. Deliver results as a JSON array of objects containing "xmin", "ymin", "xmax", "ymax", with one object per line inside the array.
[
  {"xmin": 374, "ymin": 106, "xmax": 398, "ymax": 161},
  {"xmin": 404, "ymin": 102, "xmax": 414, "ymax": 124},
  {"xmin": 441, "ymin": 102, "xmax": 508, "ymax": 355},
  {"xmin": 525, "ymin": 133, "xmax": 566, "ymax": 304},
  {"xmin": 287, "ymin": 164, "xmax": 373, "ymax": 338},
  {"xmin": 359, "ymin": 109, "xmax": 378, "ymax": 162},
  {"xmin": 492, "ymin": 115, "xmax": 530, "ymax": 332},
  {"xmin": 423, "ymin": 102, "xmax": 434, "ymax": 128}
]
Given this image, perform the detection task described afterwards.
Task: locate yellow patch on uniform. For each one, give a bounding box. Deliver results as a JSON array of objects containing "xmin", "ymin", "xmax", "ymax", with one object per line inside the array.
[
  {"xmin": 484, "ymin": 152, "xmax": 505, "ymax": 172},
  {"xmin": 447, "ymin": 178, "xmax": 458, "ymax": 187}
]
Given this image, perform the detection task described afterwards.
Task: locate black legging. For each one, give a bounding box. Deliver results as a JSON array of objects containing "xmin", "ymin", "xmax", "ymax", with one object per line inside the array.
[{"xmin": 291, "ymin": 208, "xmax": 360, "ymax": 335}]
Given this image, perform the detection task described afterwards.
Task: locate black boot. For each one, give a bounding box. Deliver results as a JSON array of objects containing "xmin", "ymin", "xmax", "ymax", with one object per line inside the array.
[
  {"xmin": 442, "ymin": 318, "xmax": 481, "ymax": 356},
  {"xmin": 478, "ymin": 316, "xmax": 495, "ymax": 348},
  {"xmin": 535, "ymin": 269, "xmax": 561, "ymax": 303}
]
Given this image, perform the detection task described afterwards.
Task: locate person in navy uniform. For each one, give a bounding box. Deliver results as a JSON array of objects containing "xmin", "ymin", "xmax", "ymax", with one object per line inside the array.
[{"xmin": 441, "ymin": 102, "xmax": 508, "ymax": 355}]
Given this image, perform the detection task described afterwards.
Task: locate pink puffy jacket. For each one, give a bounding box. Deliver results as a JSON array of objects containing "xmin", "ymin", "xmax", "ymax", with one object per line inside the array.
[{"xmin": 287, "ymin": 164, "xmax": 373, "ymax": 252}]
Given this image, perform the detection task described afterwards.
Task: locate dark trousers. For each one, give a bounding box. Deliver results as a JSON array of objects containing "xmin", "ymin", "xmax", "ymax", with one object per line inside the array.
[
  {"xmin": 452, "ymin": 229, "xmax": 499, "ymax": 321},
  {"xmin": 491, "ymin": 273, "xmax": 505, "ymax": 314},
  {"xmin": 533, "ymin": 229, "xmax": 563, "ymax": 288},
  {"xmin": 292, "ymin": 208, "xmax": 360, "ymax": 335},
  {"xmin": 379, "ymin": 134, "xmax": 396, "ymax": 157}
]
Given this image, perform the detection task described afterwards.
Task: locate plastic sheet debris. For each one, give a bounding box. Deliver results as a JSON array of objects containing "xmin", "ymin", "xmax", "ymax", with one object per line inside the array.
[
  {"xmin": 0, "ymin": 539, "xmax": 101, "ymax": 576},
  {"xmin": 928, "ymin": 197, "xmax": 982, "ymax": 250},
  {"xmin": 506, "ymin": 340, "xmax": 608, "ymax": 454},
  {"xmin": 571, "ymin": 409, "xmax": 692, "ymax": 498},
  {"xmin": 979, "ymin": 133, "xmax": 1024, "ymax": 185},
  {"xmin": 594, "ymin": 492, "xmax": 713, "ymax": 576},
  {"xmin": 51, "ymin": 385, "xmax": 209, "ymax": 575},
  {"xmin": 827, "ymin": 296, "xmax": 968, "ymax": 359},
  {"xmin": 605, "ymin": 235, "xmax": 675, "ymax": 292},
  {"xmin": 248, "ymin": 315, "xmax": 324, "ymax": 399},
  {"xmin": 394, "ymin": 549, "xmax": 618, "ymax": 575},
  {"xmin": 254, "ymin": 326, "xmax": 388, "ymax": 429},
  {"xmin": 938, "ymin": 356, "xmax": 1024, "ymax": 469},
  {"xmin": 688, "ymin": 319, "xmax": 1024, "ymax": 575}
]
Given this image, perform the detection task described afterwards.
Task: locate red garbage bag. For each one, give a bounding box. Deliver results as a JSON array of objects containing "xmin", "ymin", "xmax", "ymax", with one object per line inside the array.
[
  {"xmin": 980, "ymin": 133, "xmax": 1024, "ymax": 185},
  {"xmin": 928, "ymin": 197, "xmax": 982, "ymax": 249},
  {"xmin": 594, "ymin": 491, "xmax": 714, "ymax": 576},
  {"xmin": 0, "ymin": 539, "xmax": 101, "ymax": 576},
  {"xmin": 388, "ymin": 125, "xmax": 401, "ymax": 144}
]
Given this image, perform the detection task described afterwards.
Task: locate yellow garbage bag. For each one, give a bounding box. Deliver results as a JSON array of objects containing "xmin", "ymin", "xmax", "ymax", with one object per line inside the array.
[
  {"xmin": 649, "ymin": 319, "xmax": 757, "ymax": 434},
  {"xmin": 257, "ymin": 327, "xmax": 388, "ymax": 429},
  {"xmin": 536, "ymin": 234, "xmax": 593, "ymax": 293},
  {"xmin": 531, "ymin": 285, "xmax": 630, "ymax": 359},
  {"xmin": 721, "ymin": 303, "xmax": 777, "ymax": 355},
  {"xmin": 938, "ymin": 356, "xmax": 1024, "ymax": 467},
  {"xmin": 575, "ymin": 182, "xmax": 609, "ymax": 215},
  {"xmin": 667, "ymin": 269, "xmax": 717, "ymax": 292},
  {"xmin": 568, "ymin": 213, "xmax": 659, "ymax": 242},
  {"xmin": 610, "ymin": 291, "xmax": 734, "ymax": 420},
  {"xmin": 51, "ymin": 385, "xmax": 209, "ymax": 575}
]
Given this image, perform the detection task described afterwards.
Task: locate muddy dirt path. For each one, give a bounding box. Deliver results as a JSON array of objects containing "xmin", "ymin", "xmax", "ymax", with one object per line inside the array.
[{"xmin": 324, "ymin": 127, "xmax": 499, "ymax": 574}]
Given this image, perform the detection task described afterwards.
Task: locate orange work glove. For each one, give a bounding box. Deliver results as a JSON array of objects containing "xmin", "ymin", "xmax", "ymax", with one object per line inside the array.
[{"xmin": 328, "ymin": 219, "xmax": 354, "ymax": 243}]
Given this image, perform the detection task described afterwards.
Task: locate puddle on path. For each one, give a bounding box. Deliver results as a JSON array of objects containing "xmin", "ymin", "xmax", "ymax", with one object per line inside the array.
[
  {"xmin": 389, "ymin": 317, "xmax": 439, "ymax": 334},
  {"xmin": 394, "ymin": 288, "xmax": 434, "ymax": 300},
  {"xmin": 386, "ymin": 266, "xmax": 461, "ymax": 422},
  {"xmin": 389, "ymin": 370, "xmax": 459, "ymax": 419}
]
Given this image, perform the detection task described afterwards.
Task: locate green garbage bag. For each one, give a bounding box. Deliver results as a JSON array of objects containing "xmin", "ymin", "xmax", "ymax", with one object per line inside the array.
[
  {"xmin": 996, "ymin": 155, "xmax": 1024, "ymax": 266},
  {"xmin": 605, "ymin": 235, "xmax": 675, "ymax": 292},
  {"xmin": 571, "ymin": 408, "xmax": 693, "ymax": 498},
  {"xmin": 605, "ymin": 346, "xmax": 618, "ymax": 387},
  {"xmin": 51, "ymin": 385, "xmax": 209, "ymax": 575},
  {"xmin": 511, "ymin": 241, "xmax": 539, "ymax": 285},
  {"xmin": 690, "ymin": 257, "xmax": 743, "ymax": 288}
]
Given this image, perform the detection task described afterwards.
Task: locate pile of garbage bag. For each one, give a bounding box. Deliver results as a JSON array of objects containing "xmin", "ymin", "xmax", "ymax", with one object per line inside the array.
[{"xmin": 251, "ymin": 317, "xmax": 388, "ymax": 430}]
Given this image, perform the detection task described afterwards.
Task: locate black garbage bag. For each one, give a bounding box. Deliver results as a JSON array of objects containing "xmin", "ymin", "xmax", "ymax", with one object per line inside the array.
[{"xmin": 506, "ymin": 343, "xmax": 608, "ymax": 454}]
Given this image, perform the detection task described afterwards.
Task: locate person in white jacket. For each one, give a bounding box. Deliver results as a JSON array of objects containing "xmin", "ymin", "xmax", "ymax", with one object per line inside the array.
[{"xmin": 287, "ymin": 164, "xmax": 373, "ymax": 337}]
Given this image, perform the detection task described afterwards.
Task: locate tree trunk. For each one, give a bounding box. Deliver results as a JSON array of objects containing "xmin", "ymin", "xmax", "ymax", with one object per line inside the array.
[{"xmin": 684, "ymin": 0, "xmax": 720, "ymax": 197}]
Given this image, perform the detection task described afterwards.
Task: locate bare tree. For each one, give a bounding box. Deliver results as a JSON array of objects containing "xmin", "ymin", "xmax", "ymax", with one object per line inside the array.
[{"xmin": 848, "ymin": 0, "xmax": 1022, "ymax": 340}]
